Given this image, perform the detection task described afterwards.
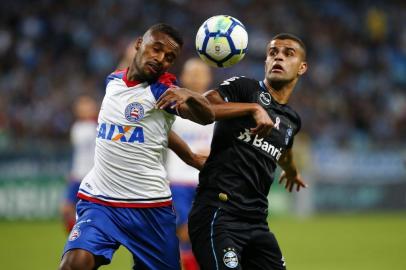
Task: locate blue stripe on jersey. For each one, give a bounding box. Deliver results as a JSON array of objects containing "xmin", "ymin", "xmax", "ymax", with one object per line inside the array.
[
  {"xmin": 150, "ymin": 81, "xmax": 179, "ymax": 115},
  {"xmin": 105, "ymin": 71, "xmax": 125, "ymax": 87},
  {"xmin": 78, "ymin": 188, "xmax": 172, "ymax": 202},
  {"xmin": 150, "ymin": 81, "xmax": 170, "ymax": 101}
]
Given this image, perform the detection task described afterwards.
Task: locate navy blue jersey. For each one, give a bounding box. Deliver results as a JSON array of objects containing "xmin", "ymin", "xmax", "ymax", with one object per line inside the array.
[{"xmin": 195, "ymin": 77, "xmax": 301, "ymax": 219}]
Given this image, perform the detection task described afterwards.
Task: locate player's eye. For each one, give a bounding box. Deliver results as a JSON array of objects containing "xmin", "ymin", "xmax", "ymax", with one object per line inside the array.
[
  {"xmin": 165, "ymin": 54, "xmax": 175, "ymax": 63},
  {"xmin": 286, "ymin": 49, "xmax": 295, "ymax": 57},
  {"xmin": 269, "ymin": 49, "xmax": 278, "ymax": 56}
]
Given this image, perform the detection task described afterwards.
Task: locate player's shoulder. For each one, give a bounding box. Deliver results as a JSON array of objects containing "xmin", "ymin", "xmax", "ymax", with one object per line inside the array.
[
  {"xmin": 107, "ymin": 69, "xmax": 126, "ymax": 80},
  {"xmin": 155, "ymin": 72, "xmax": 178, "ymax": 87},
  {"xmin": 219, "ymin": 76, "xmax": 258, "ymax": 88},
  {"xmin": 216, "ymin": 76, "xmax": 260, "ymax": 102},
  {"xmin": 283, "ymin": 104, "xmax": 301, "ymax": 130},
  {"xmin": 149, "ymin": 73, "xmax": 179, "ymax": 109},
  {"xmin": 105, "ymin": 69, "xmax": 126, "ymax": 87}
]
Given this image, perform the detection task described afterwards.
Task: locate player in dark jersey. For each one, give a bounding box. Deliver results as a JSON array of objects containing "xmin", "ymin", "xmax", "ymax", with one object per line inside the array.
[{"xmin": 188, "ymin": 33, "xmax": 308, "ymax": 270}]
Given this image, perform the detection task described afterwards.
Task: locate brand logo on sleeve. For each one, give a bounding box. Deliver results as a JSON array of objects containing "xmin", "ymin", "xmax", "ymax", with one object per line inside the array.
[{"xmin": 125, "ymin": 102, "xmax": 144, "ymax": 122}]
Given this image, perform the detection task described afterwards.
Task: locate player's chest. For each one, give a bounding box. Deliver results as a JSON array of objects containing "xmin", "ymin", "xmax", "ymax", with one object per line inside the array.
[
  {"xmin": 233, "ymin": 112, "xmax": 295, "ymax": 162},
  {"xmin": 99, "ymin": 84, "xmax": 159, "ymax": 125},
  {"xmin": 265, "ymin": 110, "xmax": 295, "ymax": 148},
  {"xmin": 253, "ymin": 91, "xmax": 296, "ymax": 148}
]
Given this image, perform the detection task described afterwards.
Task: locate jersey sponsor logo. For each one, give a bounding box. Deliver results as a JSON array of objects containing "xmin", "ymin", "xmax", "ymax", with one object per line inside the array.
[
  {"xmin": 259, "ymin": 92, "xmax": 272, "ymax": 105},
  {"xmin": 97, "ymin": 123, "xmax": 144, "ymax": 143},
  {"xmin": 237, "ymin": 128, "xmax": 283, "ymax": 160},
  {"xmin": 125, "ymin": 102, "xmax": 144, "ymax": 122},
  {"xmin": 223, "ymin": 248, "xmax": 239, "ymax": 268}
]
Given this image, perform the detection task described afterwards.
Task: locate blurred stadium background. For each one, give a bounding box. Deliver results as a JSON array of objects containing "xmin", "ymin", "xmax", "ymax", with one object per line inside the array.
[{"xmin": 0, "ymin": 0, "xmax": 405, "ymax": 269}]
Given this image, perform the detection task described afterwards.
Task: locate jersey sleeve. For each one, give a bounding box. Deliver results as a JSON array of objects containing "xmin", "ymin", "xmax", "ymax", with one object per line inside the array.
[
  {"xmin": 287, "ymin": 112, "xmax": 301, "ymax": 149},
  {"xmin": 215, "ymin": 76, "xmax": 252, "ymax": 103},
  {"xmin": 150, "ymin": 72, "xmax": 179, "ymax": 115},
  {"xmin": 105, "ymin": 69, "xmax": 126, "ymax": 88}
]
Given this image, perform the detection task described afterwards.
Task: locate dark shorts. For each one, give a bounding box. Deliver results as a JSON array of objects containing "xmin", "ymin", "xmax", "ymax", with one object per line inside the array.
[{"xmin": 188, "ymin": 204, "xmax": 286, "ymax": 270}]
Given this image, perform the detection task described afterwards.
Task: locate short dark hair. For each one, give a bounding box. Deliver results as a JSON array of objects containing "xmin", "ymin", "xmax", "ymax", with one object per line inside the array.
[
  {"xmin": 269, "ymin": 33, "xmax": 306, "ymax": 59},
  {"xmin": 147, "ymin": 23, "xmax": 183, "ymax": 48}
]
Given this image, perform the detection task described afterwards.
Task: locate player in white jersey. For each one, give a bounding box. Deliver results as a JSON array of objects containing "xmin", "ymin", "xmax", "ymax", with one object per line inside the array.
[
  {"xmin": 60, "ymin": 96, "xmax": 98, "ymax": 233},
  {"xmin": 166, "ymin": 58, "xmax": 214, "ymax": 270},
  {"xmin": 59, "ymin": 23, "xmax": 214, "ymax": 270}
]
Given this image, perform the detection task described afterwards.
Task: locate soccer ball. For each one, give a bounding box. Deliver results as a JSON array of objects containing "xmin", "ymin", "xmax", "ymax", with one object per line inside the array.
[{"xmin": 195, "ymin": 15, "xmax": 248, "ymax": 68}]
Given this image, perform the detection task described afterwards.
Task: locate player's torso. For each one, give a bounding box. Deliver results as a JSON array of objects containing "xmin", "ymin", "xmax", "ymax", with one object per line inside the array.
[
  {"xmin": 223, "ymin": 82, "xmax": 298, "ymax": 162},
  {"xmin": 98, "ymin": 79, "xmax": 173, "ymax": 145},
  {"xmin": 79, "ymin": 71, "xmax": 176, "ymax": 207},
  {"xmin": 198, "ymin": 77, "xmax": 300, "ymax": 218}
]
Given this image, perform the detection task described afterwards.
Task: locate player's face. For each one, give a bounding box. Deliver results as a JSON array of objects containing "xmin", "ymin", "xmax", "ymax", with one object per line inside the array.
[
  {"xmin": 264, "ymin": 39, "xmax": 307, "ymax": 84},
  {"xmin": 133, "ymin": 31, "xmax": 180, "ymax": 81}
]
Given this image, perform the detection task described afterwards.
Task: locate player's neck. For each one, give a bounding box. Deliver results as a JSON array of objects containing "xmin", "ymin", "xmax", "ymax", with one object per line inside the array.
[
  {"xmin": 263, "ymin": 79, "xmax": 295, "ymax": 104},
  {"xmin": 127, "ymin": 64, "xmax": 145, "ymax": 82}
]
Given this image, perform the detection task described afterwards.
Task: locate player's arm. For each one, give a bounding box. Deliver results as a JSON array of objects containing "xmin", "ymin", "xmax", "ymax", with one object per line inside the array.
[
  {"xmin": 205, "ymin": 90, "xmax": 274, "ymax": 138},
  {"xmin": 168, "ymin": 130, "xmax": 207, "ymax": 171},
  {"xmin": 156, "ymin": 88, "xmax": 214, "ymax": 125},
  {"xmin": 277, "ymin": 148, "xmax": 307, "ymax": 192}
]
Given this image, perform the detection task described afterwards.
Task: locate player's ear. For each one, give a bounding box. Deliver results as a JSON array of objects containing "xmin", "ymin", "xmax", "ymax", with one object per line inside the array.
[
  {"xmin": 135, "ymin": 37, "xmax": 143, "ymax": 51},
  {"xmin": 298, "ymin": 61, "xmax": 307, "ymax": 76}
]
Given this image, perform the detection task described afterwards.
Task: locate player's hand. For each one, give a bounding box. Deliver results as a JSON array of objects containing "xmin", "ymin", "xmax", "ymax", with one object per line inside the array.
[
  {"xmin": 156, "ymin": 87, "xmax": 191, "ymax": 110},
  {"xmin": 189, "ymin": 153, "xmax": 208, "ymax": 171},
  {"xmin": 250, "ymin": 104, "xmax": 274, "ymax": 138},
  {"xmin": 279, "ymin": 170, "xmax": 308, "ymax": 192}
]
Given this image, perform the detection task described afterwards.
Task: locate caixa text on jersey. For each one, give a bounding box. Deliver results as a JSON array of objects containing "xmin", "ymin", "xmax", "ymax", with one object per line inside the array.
[{"xmin": 97, "ymin": 123, "xmax": 144, "ymax": 143}]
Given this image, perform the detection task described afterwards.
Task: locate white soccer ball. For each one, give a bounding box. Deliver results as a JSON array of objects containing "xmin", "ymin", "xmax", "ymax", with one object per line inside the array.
[{"xmin": 195, "ymin": 15, "xmax": 248, "ymax": 68}]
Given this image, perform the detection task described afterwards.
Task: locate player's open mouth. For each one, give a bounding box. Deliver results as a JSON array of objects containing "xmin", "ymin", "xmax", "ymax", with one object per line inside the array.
[
  {"xmin": 271, "ymin": 64, "xmax": 284, "ymax": 73},
  {"xmin": 146, "ymin": 63, "xmax": 161, "ymax": 74}
]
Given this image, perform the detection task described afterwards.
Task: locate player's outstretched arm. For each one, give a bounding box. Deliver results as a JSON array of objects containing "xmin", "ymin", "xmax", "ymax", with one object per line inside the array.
[
  {"xmin": 277, "ymin": 148, "xmax": 308, "ymax": 192},
  {"xmin": 205, "ymin": 90, "xmax": 274, "ymax": 138},
  {"xmin": 156, "ymin": 87, "xmax": 214, "ymax": 125},
  {"xmin": 168, "ymin": 130, "xmax": 207, "ymax": 170}
]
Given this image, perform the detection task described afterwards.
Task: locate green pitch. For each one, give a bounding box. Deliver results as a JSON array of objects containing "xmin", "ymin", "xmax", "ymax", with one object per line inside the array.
[{"xmin": 0, "ymin": 213, "xmax": 405, "ymax": 270}]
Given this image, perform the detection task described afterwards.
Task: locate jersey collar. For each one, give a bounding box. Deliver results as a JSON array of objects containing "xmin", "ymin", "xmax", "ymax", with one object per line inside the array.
[
  {"xmin": 123, "ymin": 68, "xmax": 141, "ymax": 87},
  {"xmin": 259, "ymin": 80, "xmax": 267, "ymax": 92}
]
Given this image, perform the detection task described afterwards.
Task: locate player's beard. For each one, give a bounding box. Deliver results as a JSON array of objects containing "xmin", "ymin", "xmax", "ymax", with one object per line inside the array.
[{"xmin": 131, "ymin": 56, "xmax": 161, "ymax": 83}]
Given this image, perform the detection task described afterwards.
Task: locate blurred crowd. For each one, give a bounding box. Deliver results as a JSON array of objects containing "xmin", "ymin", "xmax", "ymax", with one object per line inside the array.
[{"xmin": 0, "ymin": 0, "xmax": 405, "ymax": 152}]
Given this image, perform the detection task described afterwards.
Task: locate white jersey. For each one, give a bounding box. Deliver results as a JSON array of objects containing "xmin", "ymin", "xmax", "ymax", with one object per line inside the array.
[
  {"xmin": 166, "ymin": 117, "xmax": 214, "ymax": 185},
  {"xmin": 70, "ymin": 120, "xmax": 97, "ymax": 181},
  {"xmin": 78, "ymin": 69, "xmax": 177, "ymax": 208}
]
